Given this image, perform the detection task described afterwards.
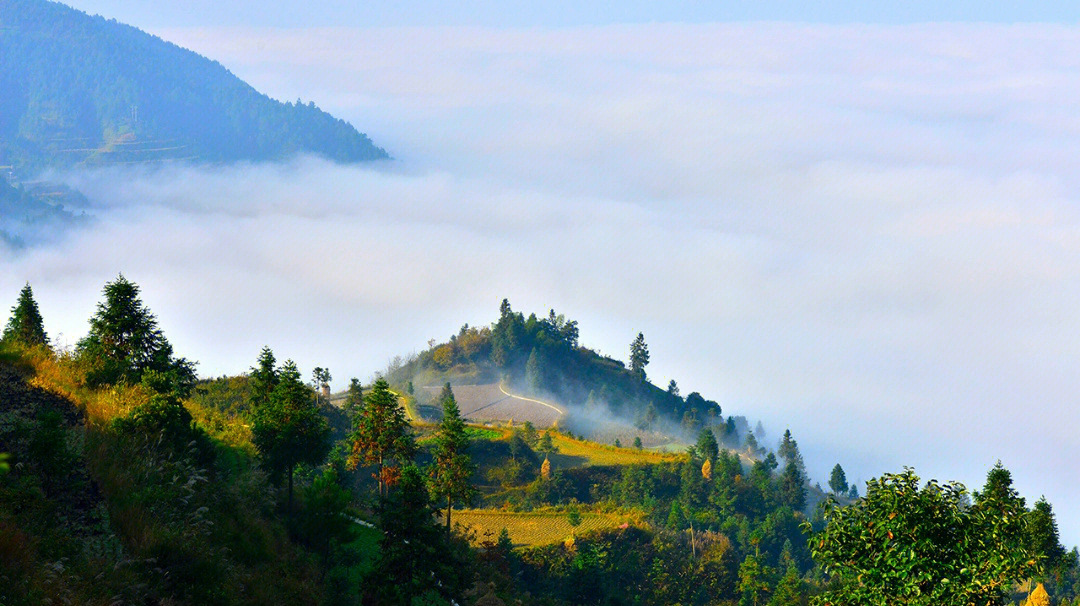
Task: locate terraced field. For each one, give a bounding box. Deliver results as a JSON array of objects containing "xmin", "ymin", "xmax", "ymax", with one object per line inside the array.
[
  {"xmin": 547, "ymin": 433, "xmax": 684, "ymax": 467},
  {"xmin": 421, "ymin": 382, "xmax": 564, "ymax": 427},
  {"xmin": 452, "ymin": 509, "xmax": 639, "ymax": 547}
]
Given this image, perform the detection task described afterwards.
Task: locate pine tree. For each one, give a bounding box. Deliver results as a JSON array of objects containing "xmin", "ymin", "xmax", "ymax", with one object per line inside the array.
[
  {"xmin": 343, "ymin": 377, "xmax": 364, "ymax": 419},
  {"xmin": 373, "ymin": 464, "xmax": 458, "ymax": 604},
  {"xmin": 250, "ymin": 360, "xmax": 331, "ymax": 509},
  {"xmin": 829, "ymin": 464, "xmax": 849, "ymax": 496},
  {"xmin": 2, "ymin": 283, "xmax": 48, "ymax": 347},
  {"xmin": 525, "ymin": 347, "xmax": 543, "ymax": 392},
  {"xmin": 248, "ymin": 346, "xmax": 279, "ymax": 411},
  {"xmin": 77, "ymin": 275, "xmax": 195, "ymax": 395},
  {"xmin": 429, "ymin": 383, "xmax": 476, "ymax": 532},
  {"xmin": 629, "ymin": 332, "xmax": 649, "ymax": 381},
  {"xmin": 349, "ymin": 378, "xmax": 415, "ymax": 498},
  {"xmin": 780, "ymin": 459, "xmax": 807, "ymax": 511},
  {"xmin": 696, "ymin": 428, "xmax": 719, "ymax": 462}
]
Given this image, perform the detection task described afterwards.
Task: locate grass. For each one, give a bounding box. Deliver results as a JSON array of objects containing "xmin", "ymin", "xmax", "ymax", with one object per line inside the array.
[
  {"xmin": 547, "ymin": 432, "xmax": 684, "ymax": 467},
  {"xmin": 452, "ymin": 508, "xmax": 640, "ymax": 547}
]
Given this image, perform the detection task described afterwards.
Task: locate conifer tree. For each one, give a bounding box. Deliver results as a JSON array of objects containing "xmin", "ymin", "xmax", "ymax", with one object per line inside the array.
[
  {"xmin": 343, "ymin": 377, "xmax": 364, "ymax": 419},
  {"xmin": 629, "ymin": 332, "xmax": 649, "ymax": 381},
  {"xmin": 248, "ymin": 346, "xmax": 278, "ymax": 411},
  {"xmin": 349, "ymin": 378, "xmax": 415, "ymax": 498},
  {"xmin": 829, "ymin": 463, "xmax": 849, "ymax": 496},
  {"xmin": 2, "ymin": 283, "xmax": 48, "ymax": 347},
  {"xmin": 429, "ymin": 383, "xmax": 476, "ymax": 532},
  {"xmin": 251, "ymin": 360, "xmax": 331, "ymax": 509},
  {"xmin": 77, "ymin": 275, "xmax": 195, "ymax": 395},
  {"xmin": 696, "ymin": 428, "xmax": 719, "ymax": 462}
]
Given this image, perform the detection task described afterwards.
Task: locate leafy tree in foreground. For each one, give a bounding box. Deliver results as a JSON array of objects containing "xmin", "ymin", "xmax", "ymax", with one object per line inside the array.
[
  {"xmin": 810, "ymin": 467, "xmax": 1039, "ymax": 605},
  {"xmin": 429, "ymin": 383, "xmax": 477, "ymax": 532},
  {"xmin": 2, "ymin": 283, "xmax": 48, "ymax": 347},
  {"xmin": 348, "ymin": 377, "xmax": 415, "ymax": 497},
  {"xmin": 251, "ymin": 360, "xmax": 331, "ymax": 509},
  {"xmin": 76, "ymin": 275, "xmax": 195, "ymax": 395}
]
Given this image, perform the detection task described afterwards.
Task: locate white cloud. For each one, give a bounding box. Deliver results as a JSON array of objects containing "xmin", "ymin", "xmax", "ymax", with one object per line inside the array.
[{"xmin": 6, "ymin": 22, "xmax": 1080, "ymax": 542}]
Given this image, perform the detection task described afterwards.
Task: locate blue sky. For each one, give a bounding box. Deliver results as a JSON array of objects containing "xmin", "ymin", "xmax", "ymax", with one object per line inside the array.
[{"xmin": 64, "ymin": 0, "xmax": 1080, "ymax": 28}]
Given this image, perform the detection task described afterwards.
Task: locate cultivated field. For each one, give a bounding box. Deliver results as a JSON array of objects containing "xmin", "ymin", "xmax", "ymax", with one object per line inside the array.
[
  {"xmin": 547, "ymin": 432, "xmax": 684, "ymax": 467},
  {"xmin": 452, "ymin": 509, "xmax": 639, "ymax": 547},
  {"xmin": 420, "ymin": 382, "xmax": 564, "ymax": 427}
]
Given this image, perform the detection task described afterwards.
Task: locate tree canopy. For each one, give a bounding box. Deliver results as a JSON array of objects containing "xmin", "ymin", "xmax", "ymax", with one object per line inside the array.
[
  {"xmin": 250, "ymin": 360, "xmax": 331, "ymax": 508},
  {"xmin": 810, "ymin": 466, "xmax": 1039, "ymax": 605},
  {"xmin": 349, "ymin": 377, "xmax": 415, "ymax": 497}
]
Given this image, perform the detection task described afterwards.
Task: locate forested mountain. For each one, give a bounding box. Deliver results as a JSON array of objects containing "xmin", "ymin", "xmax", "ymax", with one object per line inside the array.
[{"xmin": 0, "ymin": 0, "xmax": 387, "ymax": 172}]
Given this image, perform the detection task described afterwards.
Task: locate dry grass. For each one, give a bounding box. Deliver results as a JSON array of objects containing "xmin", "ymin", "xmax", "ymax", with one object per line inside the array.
[
  {"xmin": 548, "ymin": 432, "xmax": 684, "ymax": 467},
  {"xmin": 453, "ymin": 509, "xmax": 640, "ymax": 547}
]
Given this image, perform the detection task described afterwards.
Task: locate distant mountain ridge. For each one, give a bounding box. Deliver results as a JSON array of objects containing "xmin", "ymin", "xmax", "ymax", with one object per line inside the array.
[{"xmin": 0, "ymin": 0, "xmax": 388, "ymax": 171}]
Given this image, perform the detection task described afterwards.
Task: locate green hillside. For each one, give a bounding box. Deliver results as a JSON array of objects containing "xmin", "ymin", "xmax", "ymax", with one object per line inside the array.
[
  {"xmin": 0, "ymin": 0, "xmax": 388, "ymax": 171},
  {"xmin": 388, "ymin": 300, "xmax": 742, "ymax": 446}
]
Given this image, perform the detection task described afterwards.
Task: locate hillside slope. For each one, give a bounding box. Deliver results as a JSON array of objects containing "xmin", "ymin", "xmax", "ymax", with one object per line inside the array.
[{"xmin": 0, "ymin": 0, "xmax": 388, "ymax": 171}]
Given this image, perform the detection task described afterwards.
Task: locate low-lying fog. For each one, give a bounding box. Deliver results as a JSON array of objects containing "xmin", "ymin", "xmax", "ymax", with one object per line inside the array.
[{"xmin": 4, "ymin": 23, "xmax": 1080, "ymax": 541}]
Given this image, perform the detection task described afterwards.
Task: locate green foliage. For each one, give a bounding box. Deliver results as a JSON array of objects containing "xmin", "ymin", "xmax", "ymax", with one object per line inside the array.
[
  {"xmin": 828, "ymin": 463, "xmax": 848, "ymax": 496},
  {"xmin": 0, "ymin": 0, "xmax": 386, "ymax": 171},
  {"xmin": 629, "ymin": 332, "xmax": 650, "ymax": 381},
  {"xmin": 696, "ymin": 428, "xmax": 719, "ymax": 462},
  {"xmin": 348, "ymin": 377, "xmax": 415, "ymax": 497},
  {"xmin": 189, "ymin": 374, "xmax": 252, "ymax": 417},
  {"xmin": 112, "ymin": 392, "xmax": 213, "ymax": 462},
  {"xmin": 2, "ymin": 284, "xmax": 48, "ymax": 348},
  {"xmin": 429, "ymin": 383, "xmax": 477, "ymax": 530},
  {"xmin": 369, "ymin": 464, "xmax": 465, "ymax": 604},
  {"xmin": 250, "ymin": 360, "xmax": 331, "ymax": 507},
  {"xmin": 809, "ymin": 467, "xmax": 1040, "ymax": 605},
  {"xmin": 248, "ymin": 346, "xmax": 279, "ymax": 411},
  {"xmin": 76, "ymin": 275, "xmax": 195, "ymax": 396},
  {"xmin": 566, "ymin": 504, "xmax": 582, "ymax": 528}
]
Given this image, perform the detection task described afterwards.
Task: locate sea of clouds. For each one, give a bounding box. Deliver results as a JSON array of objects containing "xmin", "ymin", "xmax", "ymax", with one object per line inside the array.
[{"xmin": 4, "ymin": 22, "xmax": 1080, "ymax": 541}]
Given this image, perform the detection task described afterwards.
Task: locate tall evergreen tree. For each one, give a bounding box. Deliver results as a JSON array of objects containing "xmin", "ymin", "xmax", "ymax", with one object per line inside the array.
[
  {"xmin": 250, "ymin": 360, "xmax": 331, "ymax": 509},
  {"xmin": 1028, "ymin": 498, "xmax": 1066, "ymax": 572},
  {"xmin": 525, "ymin": 347, "xmax": 544, "ymax": 392},
  {"xmin": 2, "ymin": 283, "xmax": 48, "ymax": 347},
  {"xmin": 349, "ymin": 378, "xmax": 415, "ymax": 498},
  {"xmin": 779, "ymin": 460, "xmax": 807, "ymax": 511},
  {"xmin": 829, "ymin": 463, "xmax": 849, "ymax": 496},
  {"xmin": 429, "ymin": 383, "xmax": 476, "ymax": 532},
  {"xmin": 248, "ymin": 346, "xmax": 279, "ymax": 411},
  {"xmin": 343, "ymin": 377, "xmax": 365, "ymax": 420},
  {"xmin": 371, "ymin": 464, "xmax": 460, "ymax": 604},
  {"xmin": 76, "ymin": 275, "xmax": 195, "ymax": 395},
  {"xmin": 629, "ymin": 332, "xmax": 650, "ymax": 381},
  {"xmin": 696, "ymin": 428, "xmax": 719, "ymax": 462}
]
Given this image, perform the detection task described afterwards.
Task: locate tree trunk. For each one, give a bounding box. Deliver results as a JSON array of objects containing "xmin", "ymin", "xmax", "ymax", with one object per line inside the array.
[{"xmin": 446, "ymin": 495, "xmax": 452, "ymax": 533}]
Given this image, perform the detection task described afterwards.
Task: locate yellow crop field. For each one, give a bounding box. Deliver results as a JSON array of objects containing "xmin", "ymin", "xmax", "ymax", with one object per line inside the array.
[
  {"xmin": 547, "ymin": 433, "xmax": 684, "ymax": 467},
  {"xmin": 452, "ymin": 509, "xmax": 640, "ymax": 547}
]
